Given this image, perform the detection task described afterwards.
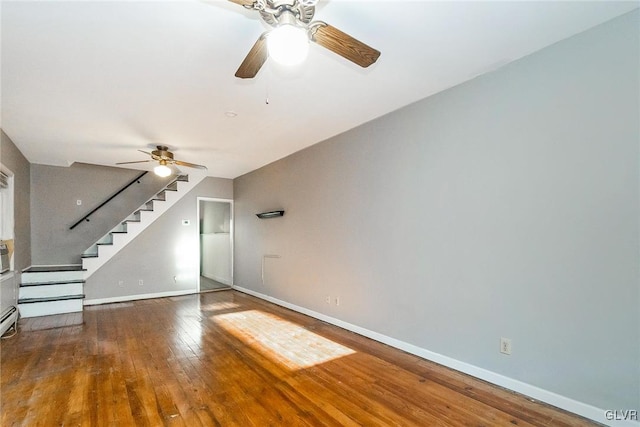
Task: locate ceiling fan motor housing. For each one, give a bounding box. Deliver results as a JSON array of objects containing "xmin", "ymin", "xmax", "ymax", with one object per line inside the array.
[
  {"xmin": 259, "ymin": 0, "xmax": 315, "ymax": 27},
  {"xmin": 152, "ymin": 146, "xmax": 174, "ymax": 160}
]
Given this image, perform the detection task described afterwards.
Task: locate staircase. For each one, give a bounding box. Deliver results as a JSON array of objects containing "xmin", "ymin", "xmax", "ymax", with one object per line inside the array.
[
  {"xmin": 18, "ymin": 266, "xmax": 85, "ymax": 318},
  {"xmin": 18, "ymin": 172, "xmax": 206, "ymax": 318}
]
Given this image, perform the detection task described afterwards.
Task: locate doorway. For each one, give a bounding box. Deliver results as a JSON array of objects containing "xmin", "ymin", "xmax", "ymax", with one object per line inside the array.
[{"xmin": 197, "ymin": 198, "xmax": 233, "ymax": 292}]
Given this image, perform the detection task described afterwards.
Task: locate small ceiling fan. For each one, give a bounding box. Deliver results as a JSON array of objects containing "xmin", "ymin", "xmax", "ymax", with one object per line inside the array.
[
  {"xmin": 116, "ymin": 146, "xmax": 207, "ymax": 177},
  {"xmin": 229, "ymin": 0, "xmax": 381, "ymax": 78}
]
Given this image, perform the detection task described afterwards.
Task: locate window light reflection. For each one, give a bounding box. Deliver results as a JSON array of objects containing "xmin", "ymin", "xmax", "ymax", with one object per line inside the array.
[
  {"xmin": 174, "ymin": 237, "xmax": 198, "ymax": 284},
  {"xmin": 214, "ymin": 310, "xmax": 355, "ymax": 370}
]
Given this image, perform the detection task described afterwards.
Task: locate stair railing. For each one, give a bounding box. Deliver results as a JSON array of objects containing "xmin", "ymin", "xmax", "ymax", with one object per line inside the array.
[{"xmin": 69, "ymin": 171, "xmax": 148, "ymax": 230}]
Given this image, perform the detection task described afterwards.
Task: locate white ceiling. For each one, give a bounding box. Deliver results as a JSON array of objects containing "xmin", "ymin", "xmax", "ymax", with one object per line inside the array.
[{"xmin": 2, "ymin": 0, "xmax": 637, "ymax": 179}]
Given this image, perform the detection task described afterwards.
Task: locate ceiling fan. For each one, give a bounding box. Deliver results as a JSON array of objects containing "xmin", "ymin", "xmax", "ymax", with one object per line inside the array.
[
  {"xmin": 229, "ymin": 0, "xmax": 381, "ymax": 78},
  {"xmin": 116, "ymin": 146, "xmax": 207, "ymax": 177}
]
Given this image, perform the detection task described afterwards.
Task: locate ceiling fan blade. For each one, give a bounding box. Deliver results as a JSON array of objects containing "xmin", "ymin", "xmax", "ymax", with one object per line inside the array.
[
  {"xmin": 235, "ymin": 33, "xmax": 268, "ymax": 79},
  {"xmin": 311, "ymin": 23, "xmax": 380, "ymax": 68},
  {"xmin": 175, "ymin": 160, "xmax": 208, "ymax": 170},
  {"xmin": 228, "ymin": 0, "xmax": 255, "ymax": 6},
  {"xmin": 116, "ymin": 160, "xmax": 152, "ymax": 165},
  {"xmin": 137, "ymin": 150, "xmax": 152, "ymax": 155}
]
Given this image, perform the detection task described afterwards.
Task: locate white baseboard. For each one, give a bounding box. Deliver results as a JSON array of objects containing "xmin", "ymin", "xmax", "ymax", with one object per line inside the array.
[
  {"xmin": 84, "ymin": 289, "xmax": 196, "ymax": 306},
  {"xmin": 233, "ymin": 286, "xmax": 638, "ymax": 427}
]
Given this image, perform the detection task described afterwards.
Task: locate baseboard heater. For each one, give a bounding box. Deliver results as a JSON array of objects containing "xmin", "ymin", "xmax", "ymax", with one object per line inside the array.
[{"xmin": 0, "ymin": 306, "xmax": 18, "ymax": 337}]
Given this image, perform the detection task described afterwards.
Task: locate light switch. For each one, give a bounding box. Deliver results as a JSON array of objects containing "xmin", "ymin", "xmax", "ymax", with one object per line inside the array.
[{"xmin": 76, "ymin": 200, "xmax": 82, "ymax": 206}]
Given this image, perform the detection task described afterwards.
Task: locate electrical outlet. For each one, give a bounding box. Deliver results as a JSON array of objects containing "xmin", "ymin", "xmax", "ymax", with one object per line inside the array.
[
  {"xmin": 335, "ymin": 296, "xmax": 340, "ymax": 306},
  {"xmin": 76, "ymin": 199, "xmax": 82, "ymax": 206},
  {"xmin": 118, "ymin": 280, "xmax": 124, "ymax": 287},
  {"xmin": 138, "ymin": 279, "xmax": 144, "ymax": 286},
  {"xmin": 325, "ymin": 295, "xmax": 331, "ymax": 304},
  {"xmin": 500, "ymin": 337, "xmax": 512, "ymax": 355}
]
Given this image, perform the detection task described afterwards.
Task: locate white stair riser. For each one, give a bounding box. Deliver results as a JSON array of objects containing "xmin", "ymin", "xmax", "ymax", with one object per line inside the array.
[
  {"xmin": 82, "ymin": 245, "xmax": 98, "ymax": 257},
  {"xmin": 22, "ymin": 271, "xmax": 84, "ymax": 283},
  {"xmin": 94, "ymin": 244, "xmax": 116, "ymax": 259},
  {"xmin": 19, "ymin": 299, "xmax": 83, "ymax": 318},
  {"xmin": 112, "ymin": 224, "xmax": 127, "ymax": 233},
  {"xmin": 19, "ymin": 283, "xmax": 84, "ymax": 299},
  {"xmin": 97, "ymin": 234, "xmax": 112, "ymax": 245}
]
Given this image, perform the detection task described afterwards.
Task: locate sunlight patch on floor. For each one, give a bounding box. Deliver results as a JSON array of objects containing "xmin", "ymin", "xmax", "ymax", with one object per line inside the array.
[
  {"xmin": 203, "ymin": 301, "xmax": 241, "ymax": 312},
  {"xmin": 213, "ymin": 310, "xmax": 355, "ymax": 369}
]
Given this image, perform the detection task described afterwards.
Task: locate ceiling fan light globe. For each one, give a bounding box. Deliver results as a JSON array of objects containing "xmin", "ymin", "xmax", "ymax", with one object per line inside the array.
[
  {"xmin": 154, "ymin": 164, "xmax": 172, "ymax": 177},
  {"xmin": 267, "ymin": 24, "xmax": 309, "ymax": 66}
]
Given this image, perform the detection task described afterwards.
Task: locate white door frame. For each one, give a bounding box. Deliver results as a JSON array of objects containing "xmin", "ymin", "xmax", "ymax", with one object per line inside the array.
[{"xmin": 196, "ymin": 197, "xmax": 234, "ymax": 292}]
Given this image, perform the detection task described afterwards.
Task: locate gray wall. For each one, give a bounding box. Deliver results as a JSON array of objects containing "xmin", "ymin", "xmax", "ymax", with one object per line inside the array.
[
  {"xmin": 30, "ymin": 163, "xmax": 172, "ymax": 265},
  {"xmin": 0, "ymin": 131, "xmax": 31, "ymax": 315},
  {"xmin": 0, "ymin": 130, "xmax": 31, "ymax": 271},
  {"xmin": 234, "ymin": 11, "xmax": 639, "ymax": 413},
  {"xmin": 85, "ymin": 177, "xmax": 232, "ymax": 301}
]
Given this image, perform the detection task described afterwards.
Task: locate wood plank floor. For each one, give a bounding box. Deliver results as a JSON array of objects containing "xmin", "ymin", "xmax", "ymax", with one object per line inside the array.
[{"xmin": 1, "ymin": 290, "xmax": 598, "ymax": 426}]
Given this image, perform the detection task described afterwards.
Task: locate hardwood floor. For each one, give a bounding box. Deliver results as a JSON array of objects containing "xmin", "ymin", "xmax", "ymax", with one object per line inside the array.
[{"xmin": 1, "ymin": 290, "xmax": 597, "ymax": 426}]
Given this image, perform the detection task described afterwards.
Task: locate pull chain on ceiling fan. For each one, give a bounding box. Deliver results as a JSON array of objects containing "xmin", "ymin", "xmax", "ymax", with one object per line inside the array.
[{"xmin": 229, "ymin": 0, "xmax": 380, "ymax": 78}]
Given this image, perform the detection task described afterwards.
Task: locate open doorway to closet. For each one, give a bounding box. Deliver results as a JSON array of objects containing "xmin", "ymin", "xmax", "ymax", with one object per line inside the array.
[{"xmin": 197, "ymin": 198, "xmax": 233, "ymax": 292}]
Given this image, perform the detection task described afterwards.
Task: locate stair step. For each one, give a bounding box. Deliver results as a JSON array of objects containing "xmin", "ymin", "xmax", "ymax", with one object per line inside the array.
[
  {"xmin": 134, "ymin": 208, "xmax": 153, "ymax": 216},
  {"xmin": 20, "ymin": 279, "xmax": 85, "ymax": 287},
  {"xmin": 19, "ymin": 294, "xmax": 85, "ymax": 304},
  {"xmin": 21, "ymin": 266, "xmax": 85, "ymax": 283},
  {"xmin": 19, "ymin": 282, "xmax": 84, "ymax": 299},
  {"xmin": 22, "ymin": 265, "xmax": 84, "ymax": 273},
  {"xmin": 81, "ymin": 253, "xmax": 98, "ymax": 258},
  {"xmin": 111, "ymin": 223, "xmax": 128, "ymax": 233},
  {"xmin": 18, "ymin": 297, "xmax": 84, "ymax": 318},
  {"xmin": 81, "ymin": 243, "xmax": 98, "ymax": 258},
  {"xmin": 96, "ymin": 234, "xmax": 113, "ymax": 245}
]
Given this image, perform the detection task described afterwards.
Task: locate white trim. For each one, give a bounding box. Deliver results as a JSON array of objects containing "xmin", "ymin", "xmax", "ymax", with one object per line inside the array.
[
  {"xmin": 196, "ymin": 197, "xmax": 234, "ymax": 293},
  {"xmin": 232, "ymin": 286, "xmax": 638, "ymax": 427},
  {"xmin": 83, "ymin": 289, "xmax": 195, "ymax": 306}
]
